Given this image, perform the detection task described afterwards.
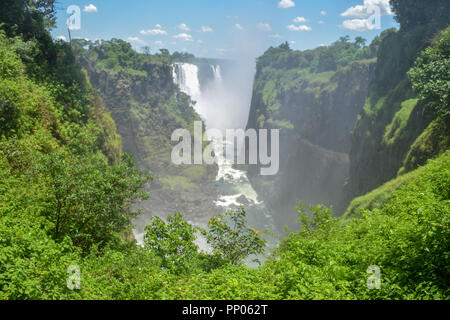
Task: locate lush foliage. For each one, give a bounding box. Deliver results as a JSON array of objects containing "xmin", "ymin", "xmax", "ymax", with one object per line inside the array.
[
  {"xmin": 0, "ymin": 2, "xmax": 151, "ymax": 299},
  {"xmin": 390, "ymin": 0, "xmax": 450, "ymax": 29},
  {"xmin": 80, "ymin": 152, "xmax": 449, "ymax": 300},
  {"xmin": 205, "ymin": 208, "xmax": 267, "ymax": 266},
  {"xmin": 144, "ymin": 213, "xmax": 199, "ymax": 273},
  {"xmin": 257, "ymin": 36, "xmax": 377, "ymax": 74},
  {"xmin": 1, "ymin": 0, "xmax": 449, "ymax": 301},
  {"xmin": 271, "ymin": 150, "xmax": 449, "ymax": 299},
  {"xmin": 408, "ymin": 27, "xmax": 450, "ymax": 119},
  {"xmin": 346, "ymin": 0, "xmax": 450, "ymax": 201}
]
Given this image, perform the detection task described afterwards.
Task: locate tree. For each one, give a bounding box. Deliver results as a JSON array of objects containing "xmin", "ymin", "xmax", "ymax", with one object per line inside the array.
[
  {"xmin": 278, "ymin": 41, "xmax": 291, "ymax": 51},
  {"xmin": 390, "ymin": 0, "xmax": 450, "ymax": 29},
  {"xmin": 408, "ymin": 28, "xmax": 450, "ymax": 118},
  {"xmin": 36, "ymin": 151, "xmax": 150, "ymax": 251},
  {"xmin": 159, "ymin": 48, "xmax": 170, "ymax": 56},
  {"xmin": 30, "ymin": 0, "xmax": 57, "ymax": 23},
  {"xmin": 339, "ymin": 35, "xmax": 350, "ymax": 43},
  {"xmin": 205, "ymin": 208, "xmax": 266, "ymax": 265},
  {"xmin": 144, "ymin": 213, "xmax": 199, "ymax": 273},
  {"xmin": 142, "ymin": 46, "xmax": 151, "ymax": 55},
  {"xmin": 0, "ymin": 0, "xmax": 57, "ymax": 37},
  {"xmin": 171, "ymin": 51, "xmax": 195, "ymax": 62},
  {"xmin": 354, "ymin": 36, "xmax": 367, "ymax": 48}
]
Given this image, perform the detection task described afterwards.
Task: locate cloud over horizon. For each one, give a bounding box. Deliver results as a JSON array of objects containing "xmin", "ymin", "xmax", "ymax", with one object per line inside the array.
[{"xmin": 140, "ymin": 27, "xmax": 168, "ymax": 36}]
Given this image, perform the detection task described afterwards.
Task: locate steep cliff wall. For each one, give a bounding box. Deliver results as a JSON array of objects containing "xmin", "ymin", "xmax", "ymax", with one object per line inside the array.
[
  {"xmin": 246, "ymin": 42, "xmax": 376, "ymax": 231},
  {"xmin": 246, "ymin": 1, "xmax": 450, "ymax": 231},
  {"xmin": 345, "ymin": 23, "xmax": 450, "ymax": 204},
  {"xmin": 75, "ymin": 40, "xmax": 220, "ymax": 229}
]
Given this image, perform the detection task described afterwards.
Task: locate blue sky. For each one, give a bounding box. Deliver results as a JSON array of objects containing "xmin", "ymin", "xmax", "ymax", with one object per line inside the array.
[{"xmin": 51, "ymin": 0, "xmax": 398, "ymax": 58}]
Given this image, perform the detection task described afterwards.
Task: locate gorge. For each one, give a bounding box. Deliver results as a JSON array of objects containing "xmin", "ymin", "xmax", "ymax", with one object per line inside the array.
[
  {"xmin": 75, "ymin": 20, "xmax": 449, "ymax": 237},
  {"xmin": 1, "ymin": 0, "xmax": 448, "ymax": 300}
]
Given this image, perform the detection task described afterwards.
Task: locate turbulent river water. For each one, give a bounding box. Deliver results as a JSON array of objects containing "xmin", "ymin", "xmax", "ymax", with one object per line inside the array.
[{"xmin": 134, "ymin": 62, "xmax": 278, "ymax": 258}]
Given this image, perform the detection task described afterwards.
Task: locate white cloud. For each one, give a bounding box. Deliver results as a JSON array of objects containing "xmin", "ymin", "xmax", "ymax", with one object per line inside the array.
[
  {"xmin": 197, "ymin": 39, "xmax": 203, "ymax": 44},
  {"xmin": 341, "ymin": 0, "xmax": 392, "ymax": 31},
  {"xmin": 341, "ymin": 18, "xmax": 377, "ymax": 31},
  {"xmin": 140, "ymin": 28, "xmax": 168, "ymax": 36},
  {"xmin": 83, "ymin": 4, "xmax": 98, "ymax": 13},
  {"xmin": 318, "ymin": 20, "xmax": 325, "ymax": 24},
  {"xmin": 216, "ymin": 48, "xmax": 226, "ymax": 54},
  {"xmin": 235, "ymin": 23, "xmax": 244, "ymax": 30},
  {"xmin": 290, "ymin": 40, "xmax": 296, "ymax": 44},
  {"xmin": 154, "ymin": 40, "xmax": 164, "ymax": 46},
  {"xmin": 128, "ymin": 37, "xmax": 147, "ymax": 45},
  {"xmin": 155, "ymin": 24, "xmax": 163, "ymax": 29},
  {"xmin": 257, "ymin": 23, "xmax": 272, "ymax": 32},
  {"xmin": 287, "ymin": 24, "xmax": 312, "ymax": 31},
  {"xmin": 293, "ymin": 16, "xmax": 307, "ymax": 23},
  {"xmin": 341, "ymin": 5, "xmax": 368, "ymax": 18},
  {"xmin": 56, "ymin": 35, "xmax": 66, "ymax": 41},
  {"xmin": 321, "ymin": 11, "xmax": 327, "ymax": 16},
  {"xmin": 173, "ymin": 33, "xmax": 193, "ymax": 41},
  {"xmin": 201, "ymin": 26, "xmax": 214, "ymax": 33},
  {"xmin": 269, "ymin": 34, "xmax": 281, "ymax": 38},
  {"xmin": 278, "ymin": 0, "xmax": 295, "ymax": 9},
  {"xmin": 178, "ymin": 23, "xmax": 191, "ymax": 32},
  {"xmin": 341, "ymin": 0, "xmax": 392, "ymax": 18}
]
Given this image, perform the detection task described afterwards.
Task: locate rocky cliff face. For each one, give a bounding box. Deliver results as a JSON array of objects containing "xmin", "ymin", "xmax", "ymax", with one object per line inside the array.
[
  {"xmin": 345, "ymin": 25, "xmax": 447, "ymax": 203},
  {"xmin": 246, "ymin": 22, "xmax": 449, "ymax": 232},
  {"xmin": 246, "ymin": 54, "xmax": 376, "ymax": 231},
  {"xmin": 77, "ymin": 54, "xmax": 220, "ymax": 232}
]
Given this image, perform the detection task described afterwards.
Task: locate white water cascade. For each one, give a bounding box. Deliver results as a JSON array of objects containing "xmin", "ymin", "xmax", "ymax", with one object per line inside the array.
[
  {"xmin": 172, "ymin": 62, "xmax": 277, "ymax": 261},
  {"xmin": 172, "ymin": 63, "xmax": 201, "ymax": 100},
  {"xmin": 210, "ymin": 64, "xmax": 223, "ymax": 85}
]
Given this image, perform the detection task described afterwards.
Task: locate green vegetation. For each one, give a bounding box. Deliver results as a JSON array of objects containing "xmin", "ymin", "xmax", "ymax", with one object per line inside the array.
[
  {"xmin": 205, "ymin": 208, "xmax": 266, "ymax": 266},
  {"xmin": 276, "ymin": 153, "xmax": 448, "ymax": 299},
  {"xmin": 2, "ymin": 150, "xmax": 449, "ymax": 299},
  {"xmin": 347, "ymin": 1, "xmax": 450, "ymax": 200},
  {"xmin": 72, "ymin": 38, "xmax": 172, "ymax": 77},
  {"xmin": 402, "ymin": 116, "xmax": 450, "ymax": 173},
  {"xmin": 74, "ymin": 37, "xmax": 215, "ymax": 200},
  {"xmin": 160, "ymin": 175, "xmax": 199, "ymax": 192},
  {"xmin": 390, "ymin": 0, "xmax": 450, "ymax": 29},
  {"xmin": 252, "ymin": 37, "xmax": 378, "ymax": 132},
  {"xmin": 383, "ymin": 98, "xmax": 418, "ymax": 145},
  {"xmin": 345, "ymin": 155, "xmax": 428, "ymax": 218},
  {"xmin": 408, "ymin": 27, "xmax": 450, "ymax": 119},
  {"xmin": 0, "ymin": 1, "xmax": 151, "ymax": 299},
  {"xmin": 0, "ymin": 0, "xmax": 449, "ymax": 301},
  {"xmin": 144, "ymin": 213, "xmax": 200, "ymax": 273},
  {"xmin": 82, "ymin": 152, "xmax": 450, "ymax": 300},
  {"xmin": 402, "ymin": 27, "xmax": 450, "ymax": 172},
  {"xmin": 257, "ymin": 37, "xmax": 377, "ymax": 74}
]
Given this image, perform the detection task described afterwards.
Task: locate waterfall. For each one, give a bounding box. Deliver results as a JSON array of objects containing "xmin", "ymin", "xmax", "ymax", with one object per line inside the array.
[
  {"xmin": 135, "ymin": 61, "xmax": 277, "ymax": 257},
  {"xmin": 210, "ymin": 64, "xmax": 223, "ymax": 85},
  {"xmin": 170, "ymin": 61, "xmax": 278, "ymax": 264},
  {"xmin": 172, "ymin": 62, "xmax": 201, "ymax": 100}
]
